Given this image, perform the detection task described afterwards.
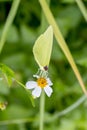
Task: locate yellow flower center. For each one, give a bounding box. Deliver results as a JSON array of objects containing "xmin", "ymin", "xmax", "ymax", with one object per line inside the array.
[{"xmin": 37, "ymin": 77, "xmax": 47, "ymax": 88}]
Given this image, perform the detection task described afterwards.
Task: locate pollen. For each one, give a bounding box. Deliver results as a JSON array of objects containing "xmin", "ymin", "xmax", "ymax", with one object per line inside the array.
[{"xmin": 37, "ymin": 77, "xmax": 47, "ymax": 88}]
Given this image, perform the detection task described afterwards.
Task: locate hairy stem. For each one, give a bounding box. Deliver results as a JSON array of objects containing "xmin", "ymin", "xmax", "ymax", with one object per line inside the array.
[{"xmin": 40, "ymin": 90, "xmax": 45, "ymax": 130}]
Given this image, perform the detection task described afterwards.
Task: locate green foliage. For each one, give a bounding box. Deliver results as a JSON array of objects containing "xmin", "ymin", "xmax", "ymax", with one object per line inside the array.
[
  {"xmin": 0, "ymin": 0, "xmax": 87, "ymax": 130},
  {"xmin": 0, "ymin": 63, "xmax": 14, "ymax": 86}
]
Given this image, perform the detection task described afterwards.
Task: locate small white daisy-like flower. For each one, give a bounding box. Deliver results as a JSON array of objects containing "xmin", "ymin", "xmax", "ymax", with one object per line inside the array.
[{"xmin": 26, "ymin": 76, "xmax": 53, "ymax": 98}]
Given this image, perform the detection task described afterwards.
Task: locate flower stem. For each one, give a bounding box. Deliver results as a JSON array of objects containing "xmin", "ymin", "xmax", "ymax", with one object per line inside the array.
[
  {"xmin": 0, "ymin": 0, "xmax": 20, "ymax": 53},
  {"xmin": 39, "ymin": 90, "xmax": 45, "ymax": 130}
]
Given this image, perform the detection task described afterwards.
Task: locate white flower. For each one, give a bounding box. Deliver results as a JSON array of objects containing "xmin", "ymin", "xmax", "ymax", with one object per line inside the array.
[{"xmin": 26, "ymin": 77, "xmax": 53, "ymax": 98}]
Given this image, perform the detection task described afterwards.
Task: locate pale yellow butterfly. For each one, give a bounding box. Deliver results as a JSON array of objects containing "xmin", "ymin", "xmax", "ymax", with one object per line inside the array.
[{"xmin": 33, "ymin": 26, "xmax": 53, "ymax": 70}]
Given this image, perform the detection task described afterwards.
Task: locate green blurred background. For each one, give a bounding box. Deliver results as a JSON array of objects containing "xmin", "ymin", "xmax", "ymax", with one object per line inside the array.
[{"xmin": 0, "ymin": 0, "xmax": 87, "ymax": 129}]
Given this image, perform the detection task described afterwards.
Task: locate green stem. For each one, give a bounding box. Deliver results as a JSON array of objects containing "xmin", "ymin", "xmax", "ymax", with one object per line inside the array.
[
  {"xmin": 39, "ymin": 0, "xmax": 87, "ymax": 95},
  {"xmin": 15, "ymin": 79, "xmax": 35, "ymax": 107},
  {"xmin": 0, "ymin": 0, "xmax": 20, "ymax": 53},
  {"xmin": 39, "ymin": 90, "xmax": 45, "ymax": 130},
  {"xmin": 75, "ymin": 0, "xmax": 87, "ymax": 22}
]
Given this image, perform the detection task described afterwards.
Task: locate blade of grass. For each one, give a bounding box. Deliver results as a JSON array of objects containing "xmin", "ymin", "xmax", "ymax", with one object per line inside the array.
[
  {"xmin": 75, "ymin": 0, "xmax": 87, "ymax": 22},
  {"xmin": 0, "ymin": 0, "xmax": 20, "ymax": 53},
  {"xmin": 39, "ymin": 0, "xmax": 87, "ymax": 95}
]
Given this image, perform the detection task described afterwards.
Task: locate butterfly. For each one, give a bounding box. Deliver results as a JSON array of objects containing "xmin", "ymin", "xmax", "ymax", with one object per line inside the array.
[{"xmin": 33, "ymin": 25, "xmax": 53, "ymax": 70}]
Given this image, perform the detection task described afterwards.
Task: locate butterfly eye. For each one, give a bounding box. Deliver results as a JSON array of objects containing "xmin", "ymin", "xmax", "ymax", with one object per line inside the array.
[{"xmin": 44, "ymin": 66, "xmax": 48, "ymax": 71}]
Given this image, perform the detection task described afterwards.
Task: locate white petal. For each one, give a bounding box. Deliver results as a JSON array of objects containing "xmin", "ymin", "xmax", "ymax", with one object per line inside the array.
[
  {"xmin": 44, "ymin": 86, "xmax": 53, "ymax": 97},
  {"xmin": 26, "ymin": 81, "xmax": 37, "ymax": 89},
  {"xmin": 32, "ymin": 87, "xmax": 42, "ymax": 98},
  {"xmin": 47, "ymin": 78, "xmax": 53, "ymax": 86}
]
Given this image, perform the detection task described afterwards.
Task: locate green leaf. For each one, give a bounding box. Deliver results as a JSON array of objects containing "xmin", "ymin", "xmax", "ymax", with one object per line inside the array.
[
  {"xmin": 0, "ymin": 63, "xmax": 15, "ymax": 86},
  {"xmin": 33, "ymin": 26, "xmax": 53, "ymax": 69}
]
